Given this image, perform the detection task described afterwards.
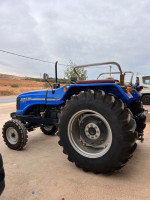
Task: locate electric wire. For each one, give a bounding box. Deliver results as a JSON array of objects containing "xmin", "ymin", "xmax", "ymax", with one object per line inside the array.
[{"xmin": 0, "ymin": 49, "xmax": 68, "ymax": 66}]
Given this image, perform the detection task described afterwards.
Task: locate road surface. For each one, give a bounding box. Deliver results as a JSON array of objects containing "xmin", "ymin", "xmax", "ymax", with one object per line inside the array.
[
  {"xmin": 0, "ymin": 103, "xmax": 150, "ymax": 200},
  {"xmin": 0, "ymin": 96, "xmax": 16, "ymax": 103}
]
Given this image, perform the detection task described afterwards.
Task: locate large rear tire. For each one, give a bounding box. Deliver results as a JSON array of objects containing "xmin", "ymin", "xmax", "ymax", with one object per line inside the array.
[{"xmin": 58, "ymin": 90, "xmax": 136, "ymax": 173}]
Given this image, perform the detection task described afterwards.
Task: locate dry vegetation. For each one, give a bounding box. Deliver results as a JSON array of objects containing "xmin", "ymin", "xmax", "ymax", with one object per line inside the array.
[
  {"xmin": 0, "ymin": 73, "xmax": 66, "ymax": 96},
  {"xmin": 0, "ymin": 74, "xmax": 47, "ymax": 96}
]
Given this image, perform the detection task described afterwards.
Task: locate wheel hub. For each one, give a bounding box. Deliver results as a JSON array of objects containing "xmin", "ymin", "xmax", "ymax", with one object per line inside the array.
[
  {"xmin": 84, "ymin": 123, "xmax": 100, "ymax": 140},
  {"xmin": 79, "ymin": 116, "xmax": 107, "ymax": 147},
  {"xmin": 88, "ymin": 127, "xmax": 96, "ymax": 135},
  {"xmin": 11, "ymin": 133, "xmax": 15, "ymax": 138}
]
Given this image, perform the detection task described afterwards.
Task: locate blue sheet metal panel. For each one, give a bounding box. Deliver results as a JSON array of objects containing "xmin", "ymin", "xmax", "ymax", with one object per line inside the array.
[
  {"xmin": 18, "ymin": 89, "xmax": 47, "ymax": 98},
  {"xmin": 61, "ymin": 83, "xmax": 133, "ymax": 103},
  {"xmin": 46, "ymin": 87, "xmax": 66, "ymax": 103},
  {"xmin": 16, "ymin": 84, "xmax": 139, "ymax": 115},
  {"xmin": 17, "ymin": 88, "xmax": 65, "ymax": 114}
]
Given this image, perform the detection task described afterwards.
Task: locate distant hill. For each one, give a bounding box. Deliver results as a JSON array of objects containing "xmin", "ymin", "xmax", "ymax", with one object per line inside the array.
[
  {"xmin": 0, "ymin": 73, "xmax": 68, "ymax": 83},
  {"xmin": 0, "ymin": 73, "xmax": 25, "ymax": 80}
]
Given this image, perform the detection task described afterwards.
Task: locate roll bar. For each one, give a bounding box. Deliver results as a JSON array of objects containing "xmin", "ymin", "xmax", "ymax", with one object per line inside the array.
[
  {"xmin": 74, "ymin": 62, "xmax": 125, "ymax": 85},
  {"xmin": 124, "ymin": 71, "xmax": 134, "ymax": 85},
  {"xmin": 97, "ymin": 72, "xmax": 121, "ymax": 79},
  {"xmin": 97, "ymin": 71, "xmax": 134, "ymax": 85}
]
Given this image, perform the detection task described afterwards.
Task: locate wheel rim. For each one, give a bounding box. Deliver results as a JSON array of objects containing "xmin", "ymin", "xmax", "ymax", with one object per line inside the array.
[
  {"xmin": 68, "ymin": 109, "xmax": 112, "ymax": 158},
  {"xmin": 43, "ymin": 126, "xmax": 53, "ymax": 131},
  {"xmin": 6, "ymin": 127, "xmax": 18, "ymax": 145}
]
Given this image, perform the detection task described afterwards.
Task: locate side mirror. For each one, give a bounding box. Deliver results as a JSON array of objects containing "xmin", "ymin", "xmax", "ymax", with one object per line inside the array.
[
  {"xmin": 70, "ymin": 77, "xmax": 77, "ymax": 84},
  {"xmin": 43, "ymin": 73, "xmax": 49, "ymax": 81}
]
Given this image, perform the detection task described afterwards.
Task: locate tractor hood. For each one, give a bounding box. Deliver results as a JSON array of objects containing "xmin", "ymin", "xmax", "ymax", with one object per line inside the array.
[
  {"xmin": 16, "ymin": 87, "xmax": 66, "ymax": 114},
  {"xmin": 18, "ymin": 89, "xmax": 47, "ymax": 100},
  {"xmin": 17, "ymin": 89, "xmax": 48, "ymax": 114}
]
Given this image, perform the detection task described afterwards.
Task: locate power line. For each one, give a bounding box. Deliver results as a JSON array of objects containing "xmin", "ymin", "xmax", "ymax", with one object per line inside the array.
[{"xmin": 0, "ymin": 49, "xmax": 68, "ymax": 66}]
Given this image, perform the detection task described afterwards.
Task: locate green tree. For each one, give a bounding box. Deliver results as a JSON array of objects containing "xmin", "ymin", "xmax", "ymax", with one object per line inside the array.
[{"xmin": 64, "ymin": 60, "xmax": 88, "ymax": 80}]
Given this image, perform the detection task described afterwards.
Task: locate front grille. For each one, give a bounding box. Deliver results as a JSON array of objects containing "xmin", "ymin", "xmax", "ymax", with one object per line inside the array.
[{"xmin": 16, "ymin": 97, "xmax": 20, "ymax": 110}]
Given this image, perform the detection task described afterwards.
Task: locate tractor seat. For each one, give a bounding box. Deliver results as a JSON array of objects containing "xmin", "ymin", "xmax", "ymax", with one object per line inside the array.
[{"xmin": 76, "ymin": 79, "xmax": 116, "ymax": 84}]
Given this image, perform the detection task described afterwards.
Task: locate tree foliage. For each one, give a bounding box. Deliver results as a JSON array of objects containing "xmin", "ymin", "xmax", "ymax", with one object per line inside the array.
[{"xmin": 64, "ymin": 60, "xmax": 88, "ymax": 80}]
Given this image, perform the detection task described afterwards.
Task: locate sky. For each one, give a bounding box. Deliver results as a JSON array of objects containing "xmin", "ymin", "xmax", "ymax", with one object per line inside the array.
[{"xmin": 0, "ymin": 0, "xmax": 150, "ymax": 80}]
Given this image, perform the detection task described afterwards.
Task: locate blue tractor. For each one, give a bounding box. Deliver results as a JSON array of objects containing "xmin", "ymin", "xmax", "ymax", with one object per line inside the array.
[{"xmin": 2, "ymin": 62, "xmax": 147, "ymax": 173}]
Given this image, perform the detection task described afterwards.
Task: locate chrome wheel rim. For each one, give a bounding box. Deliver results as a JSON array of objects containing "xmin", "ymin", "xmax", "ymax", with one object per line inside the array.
[
  {"xmin": 68, "ymin": 110, "xmax": 112, "ymax": 158},
  {"xmin": 6, "ymin": 127, "xmax": 18, "ymax": 145}
]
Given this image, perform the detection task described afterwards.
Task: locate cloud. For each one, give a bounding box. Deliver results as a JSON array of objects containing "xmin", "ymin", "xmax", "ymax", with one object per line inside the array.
[{"xmin": 0, "ymin": 0, "xmax": 149, "ymax": 79}]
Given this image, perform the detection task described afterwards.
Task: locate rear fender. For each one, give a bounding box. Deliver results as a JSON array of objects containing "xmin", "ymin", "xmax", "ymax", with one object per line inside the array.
[{"xmin": 62, "ymin": 83, "xmax": 139, "ymax": 104}]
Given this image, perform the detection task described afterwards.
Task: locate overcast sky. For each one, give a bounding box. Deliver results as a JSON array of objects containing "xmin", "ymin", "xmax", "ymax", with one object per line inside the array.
[{"xmin": 0, "ymin": 0, "xmax": 150, "ymax": 79}]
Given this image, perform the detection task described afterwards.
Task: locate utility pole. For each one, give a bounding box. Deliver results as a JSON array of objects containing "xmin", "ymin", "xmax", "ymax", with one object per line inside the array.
[{"xmin": 109, "ymin": 65, "xmax": 112, "ymax": 77}]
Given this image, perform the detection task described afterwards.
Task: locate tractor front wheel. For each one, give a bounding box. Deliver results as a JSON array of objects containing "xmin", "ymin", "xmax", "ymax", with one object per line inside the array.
[
  {"xmin": 58, "ymin": 90, "xmax": 136, "ymax": 173},
  {"xmin": 40, "ymin": 125, "xmax": 57, "ymax": 135},
  {"xmin": 2, "ymin": 119, "xmax": 28, "ymax": 150}
]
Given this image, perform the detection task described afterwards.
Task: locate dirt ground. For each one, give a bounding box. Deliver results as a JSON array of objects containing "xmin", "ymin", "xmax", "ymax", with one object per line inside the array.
[
  {"xmin": 0, "ymin": 78, "xmax": 46, "ymax": 96},
  {"xmin": 0, "ymin": 103, "xmax": 150, "ymax": 200}
]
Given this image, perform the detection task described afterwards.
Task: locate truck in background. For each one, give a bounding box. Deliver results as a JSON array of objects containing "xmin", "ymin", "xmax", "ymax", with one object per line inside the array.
[{"xmin": 136, "ymin": 76, "xmax": 150, "ymax": 105}]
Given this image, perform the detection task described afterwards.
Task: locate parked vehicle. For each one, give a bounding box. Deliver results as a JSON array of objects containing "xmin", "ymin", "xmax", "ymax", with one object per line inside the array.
[
  {"xmin": 136, "ymin": 75, "xmax": 150, "ymax": 105},
  {"xmin": 2, "ymin": 62, "xmax": 147, "ymax": 173}
]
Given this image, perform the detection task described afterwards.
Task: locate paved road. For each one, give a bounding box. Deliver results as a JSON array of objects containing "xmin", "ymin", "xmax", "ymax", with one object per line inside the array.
[{"xmin": 0, "ymin": 96, "xmax": 16, "ymax": 103}]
